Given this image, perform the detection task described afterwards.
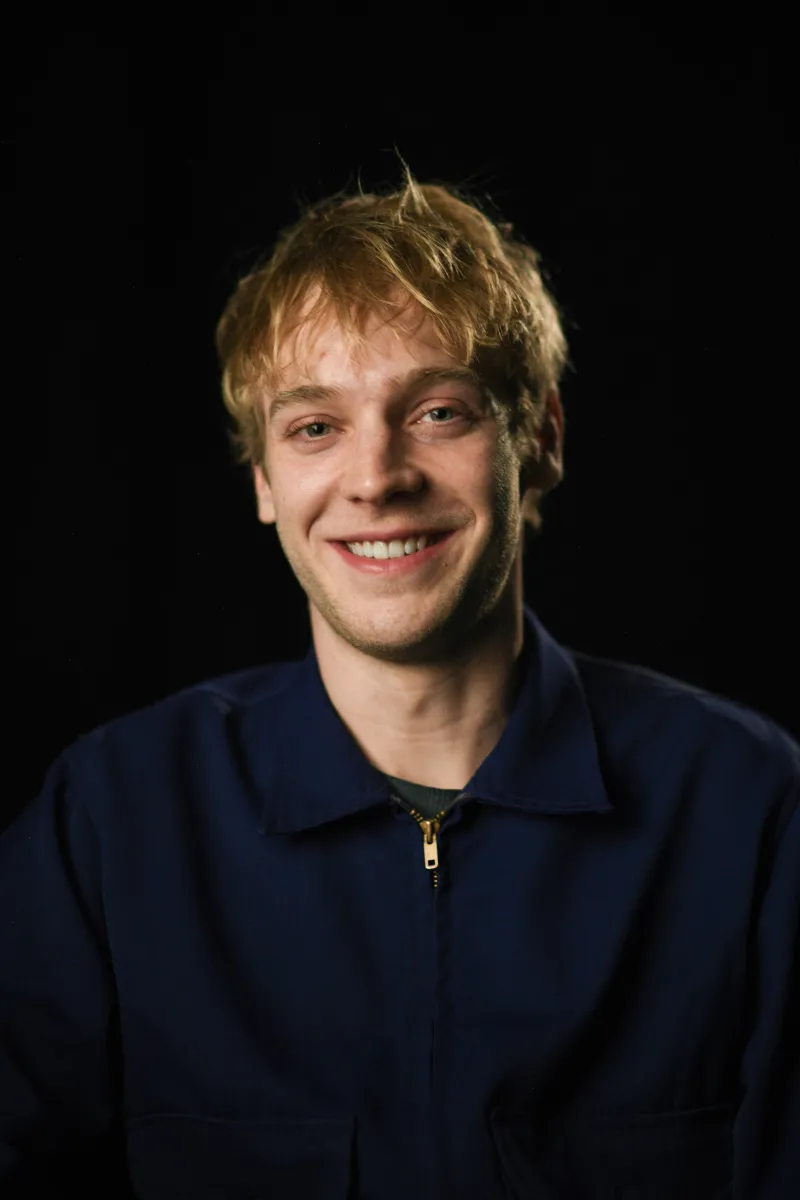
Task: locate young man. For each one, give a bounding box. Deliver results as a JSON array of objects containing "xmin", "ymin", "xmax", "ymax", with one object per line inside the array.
[{"xmin": 2, "ymin": 170, "xmax": 798, "ymax": 1199}]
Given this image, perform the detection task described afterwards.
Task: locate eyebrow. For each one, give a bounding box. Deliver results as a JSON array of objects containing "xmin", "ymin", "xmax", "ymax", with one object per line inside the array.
[{"xmin": 267, "ymin": 366, "xmax": 484, "ymax": 424}]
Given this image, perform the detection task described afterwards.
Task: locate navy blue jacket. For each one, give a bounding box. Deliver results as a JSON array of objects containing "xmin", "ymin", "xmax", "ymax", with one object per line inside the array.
[{"xmin": 2, "ymin": 605, "xmax": 798, "ymax": 1198}]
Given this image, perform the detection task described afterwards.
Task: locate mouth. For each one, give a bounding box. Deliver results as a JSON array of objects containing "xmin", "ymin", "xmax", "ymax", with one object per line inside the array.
[{"xmin": 330, "ymin": 530, "xmax": 456, "ymax": 574}]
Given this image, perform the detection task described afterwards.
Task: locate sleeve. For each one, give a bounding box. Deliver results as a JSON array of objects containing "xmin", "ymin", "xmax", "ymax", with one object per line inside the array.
[
  {"xmin": 0, "ymin": 747, "xmax": 132, "ymax": 1197},
  {"xmin": 733, "ymin": 781, "xmax": 800, "ymax": 1199}
]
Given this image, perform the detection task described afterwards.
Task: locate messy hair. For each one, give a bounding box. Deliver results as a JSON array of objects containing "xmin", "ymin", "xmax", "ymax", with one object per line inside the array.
[{"xmin": 216, "ymin": 163, "xmax": 569, "ymax": 532}]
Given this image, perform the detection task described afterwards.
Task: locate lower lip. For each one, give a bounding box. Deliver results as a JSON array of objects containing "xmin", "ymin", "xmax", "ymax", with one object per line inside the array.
[{"xmin": 329, "ymin": 532, "xmax": 456, "ymax": 574}]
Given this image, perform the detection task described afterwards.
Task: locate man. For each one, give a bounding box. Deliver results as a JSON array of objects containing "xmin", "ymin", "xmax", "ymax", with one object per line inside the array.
[{"xmin": 2, "ymin": 168, "xmax": 798, "ymax": 1198}]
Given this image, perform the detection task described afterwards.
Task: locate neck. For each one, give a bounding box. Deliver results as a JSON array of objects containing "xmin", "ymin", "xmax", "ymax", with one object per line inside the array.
[{"xmin": 310, "ymin": 574, "xmax": 525, "ymax": 791}]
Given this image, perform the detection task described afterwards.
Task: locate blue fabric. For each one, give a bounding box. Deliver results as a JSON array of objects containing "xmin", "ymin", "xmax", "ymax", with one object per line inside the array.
[{"xmin": 2, "ymin": 603, "xmax": 798, "ymax": 1198}]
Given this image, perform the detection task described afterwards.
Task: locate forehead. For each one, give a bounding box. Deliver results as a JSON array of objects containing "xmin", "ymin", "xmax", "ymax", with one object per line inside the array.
[{"xmin": 275, "ymin": 293, "xmax": 463, "ymax": 392}]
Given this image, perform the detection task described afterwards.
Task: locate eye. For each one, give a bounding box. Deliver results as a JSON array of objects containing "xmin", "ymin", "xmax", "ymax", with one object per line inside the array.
[
  {"xmin": 286, "ymin": 404, "xmax": 468, "ymax": 442},
  {"xmin": 418, "ymin": 405, "xmax": 468, "ymax": 426},
  {"xmin": 287, "ymin": 420, "xmax": 331, "ymax": 440}
]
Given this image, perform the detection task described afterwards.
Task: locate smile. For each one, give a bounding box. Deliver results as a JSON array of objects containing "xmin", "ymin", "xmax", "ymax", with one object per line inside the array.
[
  {"xmin": 346, "ymin": 532, "xmax": 449, "ymax": 558},
  {"xmin": 330, "ymin": 531, "xmax": 456, "ymax": 574}
]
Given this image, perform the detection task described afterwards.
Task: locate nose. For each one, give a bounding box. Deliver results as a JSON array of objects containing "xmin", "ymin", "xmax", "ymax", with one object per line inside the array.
[{"xmin": 338, "ymin": 422, "xmax": 426, "ymax": 505}]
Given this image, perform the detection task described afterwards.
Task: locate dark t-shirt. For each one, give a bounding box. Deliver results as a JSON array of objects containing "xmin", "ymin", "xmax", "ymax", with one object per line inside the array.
[{"xmin": 385, "ymin": 774, "xmax": 462, "ymax": 820}]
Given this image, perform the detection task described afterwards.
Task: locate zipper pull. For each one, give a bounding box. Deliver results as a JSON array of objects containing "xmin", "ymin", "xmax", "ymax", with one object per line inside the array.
[{"xmin": 419, "ymin": 819, "xmax": 439, "ymax": 870}]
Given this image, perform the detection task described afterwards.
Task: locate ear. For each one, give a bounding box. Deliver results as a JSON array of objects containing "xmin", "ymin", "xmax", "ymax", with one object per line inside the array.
[
  {"xmin": 519, "ymin": 389, "xmax": 565, "ymax": 500},
  {"xmin": 252, "ymin": 461, "xmax": 277, "ymax": 525}
]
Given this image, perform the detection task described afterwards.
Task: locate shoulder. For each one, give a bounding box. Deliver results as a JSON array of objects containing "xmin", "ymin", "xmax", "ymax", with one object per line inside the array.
[
  {"xmin": 62, "ymin": 658, "xmax": 303, "ymax": 780},
  {"xmin": 569, "ymin": 646, "xmax": 799, "ymax": 812}
]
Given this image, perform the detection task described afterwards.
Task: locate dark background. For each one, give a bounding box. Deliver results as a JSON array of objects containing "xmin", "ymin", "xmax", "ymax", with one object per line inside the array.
[{"xmin": 9, "ymin": 20, "xmax": 799, "ymax": 825}]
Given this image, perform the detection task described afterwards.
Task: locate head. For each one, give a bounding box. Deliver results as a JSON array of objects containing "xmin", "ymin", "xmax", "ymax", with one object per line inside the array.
[{"xmin": 216, "ymin": 166, "xmax": 568, "ymax": 664}]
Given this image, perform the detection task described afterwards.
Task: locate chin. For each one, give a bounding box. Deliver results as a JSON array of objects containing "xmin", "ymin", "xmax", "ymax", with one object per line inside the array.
[{"xmin": 319, "ymin": 590, "xmax": 475, "ymax": 664}]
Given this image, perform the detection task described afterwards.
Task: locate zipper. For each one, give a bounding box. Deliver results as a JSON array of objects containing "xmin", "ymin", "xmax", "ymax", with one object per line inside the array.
[
  {"xmin": 403, "ymin": 796, "xmax": 467, "ymax": 1196},
  {"xmin": 405, "ymin": 806, "xmax": 450, "ymax": 889}
]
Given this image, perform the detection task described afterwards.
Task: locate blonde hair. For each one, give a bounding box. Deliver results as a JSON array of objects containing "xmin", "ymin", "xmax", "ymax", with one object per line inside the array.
[{"xmin": 216, "ymin": 164, "xmax": 569, "ymax": 532}]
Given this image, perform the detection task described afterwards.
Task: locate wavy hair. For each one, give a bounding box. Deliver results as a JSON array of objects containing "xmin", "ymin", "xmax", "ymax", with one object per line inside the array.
[{"xmin": 216, "ymin": 164, "xmax": 569, "ymax": 532}]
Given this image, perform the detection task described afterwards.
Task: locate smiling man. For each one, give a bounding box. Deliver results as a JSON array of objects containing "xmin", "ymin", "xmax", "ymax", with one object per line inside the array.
[
  {"xmin": 249, "ymin": 285, "xmax": 563, "ymax": 789},
  {"xmin": 1, "ymin": 168, "xmax": 798, "ymax": 1199}
]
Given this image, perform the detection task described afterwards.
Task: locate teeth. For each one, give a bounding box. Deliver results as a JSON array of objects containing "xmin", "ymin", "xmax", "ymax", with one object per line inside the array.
[{"xmin": 346, "ymin": 534, "xmax": 432, "ymax": 558}]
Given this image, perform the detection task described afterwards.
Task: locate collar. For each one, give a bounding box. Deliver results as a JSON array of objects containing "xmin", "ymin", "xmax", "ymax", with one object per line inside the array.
[{"xmin": 245, "ymin": 603, "xmax": 613, "ymax": 834}]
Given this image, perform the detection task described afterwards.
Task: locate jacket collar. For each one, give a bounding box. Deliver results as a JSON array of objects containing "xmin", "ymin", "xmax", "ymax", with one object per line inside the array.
[{"xmin": 246, "ymin": 603, "xmax": 613, "ymax": 834}]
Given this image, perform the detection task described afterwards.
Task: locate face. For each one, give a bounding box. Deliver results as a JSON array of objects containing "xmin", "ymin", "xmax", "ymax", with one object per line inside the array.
[{"xmin": 253, "ymin": 299, "xmax": 561, "ymax": 665}]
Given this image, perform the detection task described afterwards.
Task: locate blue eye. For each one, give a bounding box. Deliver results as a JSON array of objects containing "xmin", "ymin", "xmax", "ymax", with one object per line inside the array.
[
  {"xmin": 290, "ymin": 421, "xmax": 331, "ymax": 440},
  {"xmin": 287, "ymin": 405, "xmax": 468, "ymax": 441},
  {"xmin": 421, "ymin": 407, "xmax": 459, "ymax": 423}
]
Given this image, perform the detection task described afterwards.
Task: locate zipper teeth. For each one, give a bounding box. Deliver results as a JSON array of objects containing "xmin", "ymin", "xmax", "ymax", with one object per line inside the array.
[
  {"xmin": 407, "ymin": 807, "xmax": 449, "ymax": 888},
  {"xmin": 407, "ymin": 807, "xmax": 449, "ymax": 826}
]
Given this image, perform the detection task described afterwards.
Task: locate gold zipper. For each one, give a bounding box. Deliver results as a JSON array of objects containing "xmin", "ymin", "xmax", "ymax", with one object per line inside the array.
[{"xmin": 406, "ymin": 807, "xmax": 450, "ymax": 888}]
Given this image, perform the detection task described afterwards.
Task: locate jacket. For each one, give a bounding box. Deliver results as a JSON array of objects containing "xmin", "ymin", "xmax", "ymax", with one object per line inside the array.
[{"xmin": 2, "ymin": 604, "xmax": 798, "ymax": 1198}]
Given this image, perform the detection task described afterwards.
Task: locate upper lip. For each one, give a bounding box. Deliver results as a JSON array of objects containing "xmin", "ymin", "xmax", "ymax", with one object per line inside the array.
[{"xmin": 332, "ymin": 528, "xmax": 453, "ymax": 543}]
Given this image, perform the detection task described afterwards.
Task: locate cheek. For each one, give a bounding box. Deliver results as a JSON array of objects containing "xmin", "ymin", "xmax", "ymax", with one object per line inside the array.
[
  {"xmin": 271, "ymin": 471, "xmax": 330, "ymax": 538},
  {"xmin": 488, "ymin": 452, "xmax": 521, "ymax": 516}
]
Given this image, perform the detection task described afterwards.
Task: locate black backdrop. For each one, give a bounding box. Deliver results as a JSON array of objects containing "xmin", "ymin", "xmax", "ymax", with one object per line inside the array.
[{"xmin": 9, "ymin": 20, "xmax": 799, "ymax": 825}]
